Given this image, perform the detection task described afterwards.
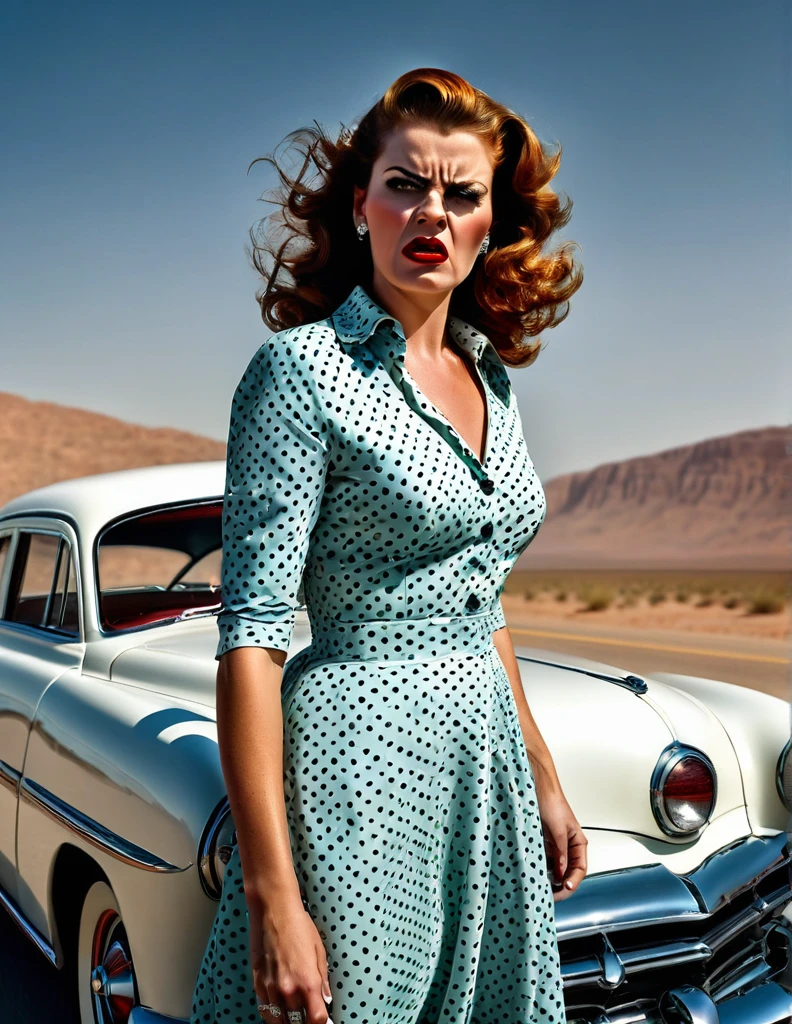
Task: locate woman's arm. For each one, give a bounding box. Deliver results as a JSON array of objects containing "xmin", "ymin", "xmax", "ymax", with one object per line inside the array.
[
  {"xmin": 492, "ymin": 623, "xmax": 588, "ymax": 898},
  {"xmin": 216, "ymin": 645, "xmax": 301, "ymax": 908},
  {"xmin": 212, "ymin": 331, "xmax": 334, "ymax": 1020},
  {"xmin": 492, "ymin": 624, "xmax": 563, "ymax": 795},
  {"xmin": 218, "ymin": 645, "xmax": 333, "ymax": 1021}
]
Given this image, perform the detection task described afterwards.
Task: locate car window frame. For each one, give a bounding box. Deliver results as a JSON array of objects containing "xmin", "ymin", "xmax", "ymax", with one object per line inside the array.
[
  {"xmin": 0, "ymin": 520, "xmax": 84, "ymax": 643},
  {"xmin": 0, "ymin": 528, "xmax": 18, "ymax": 620},
  {"xmin": 93, "ymin": 497, "xmax": 223, "ymax": 638}
]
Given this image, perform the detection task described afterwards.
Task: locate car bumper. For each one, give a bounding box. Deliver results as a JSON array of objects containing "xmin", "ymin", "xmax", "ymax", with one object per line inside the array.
[
  {"xmin": 128, "ymin": 1009, "xmax": 188, "ymax": 1024},
  {"xmin": 557, "ymin": 830, "xmax": 792, "ymax": 1023}
]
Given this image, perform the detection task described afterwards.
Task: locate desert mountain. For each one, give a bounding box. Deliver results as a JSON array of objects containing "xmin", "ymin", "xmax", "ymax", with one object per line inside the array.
[
  {"xmin": 523, "ymin": 426, "xmax": 790, "ymax": 570},
  {"xmin": 0, "ymin": 392, "xmax": 225, "ymax": 508}
]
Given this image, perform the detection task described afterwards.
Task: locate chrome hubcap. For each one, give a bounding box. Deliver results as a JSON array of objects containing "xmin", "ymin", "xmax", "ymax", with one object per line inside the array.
[{"xmin": 90, "ymin": 910, "xmax": 135, "ymax": 1022}]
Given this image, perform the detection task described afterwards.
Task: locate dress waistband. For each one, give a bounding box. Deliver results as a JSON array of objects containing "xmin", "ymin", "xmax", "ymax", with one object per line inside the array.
[{"xmin": 303, "ymin": 606, "xmax": 502, "ymax": 664}]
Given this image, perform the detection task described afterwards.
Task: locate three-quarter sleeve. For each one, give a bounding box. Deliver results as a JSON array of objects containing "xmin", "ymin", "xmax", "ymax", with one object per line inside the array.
[{"xmin": 215, "ymin": 331, "xmax": 331, "ymax": 660}]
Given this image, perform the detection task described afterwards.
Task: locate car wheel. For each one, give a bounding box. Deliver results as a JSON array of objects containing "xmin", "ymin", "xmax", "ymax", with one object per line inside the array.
[{"xmin": 77, "ymin": 879, "xmax": 138, "ymax": 1024}]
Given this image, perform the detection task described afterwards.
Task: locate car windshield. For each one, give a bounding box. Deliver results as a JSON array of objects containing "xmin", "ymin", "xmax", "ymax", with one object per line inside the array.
[{"xmin": 96, "ymin": 501, "xmax": 223, "ymax": 631}]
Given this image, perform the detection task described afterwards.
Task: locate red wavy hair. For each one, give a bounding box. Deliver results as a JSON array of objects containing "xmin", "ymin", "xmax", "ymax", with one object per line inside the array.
[{"xmin": 248, "ymin": 67, "xmax": 583, "ymax": 367}]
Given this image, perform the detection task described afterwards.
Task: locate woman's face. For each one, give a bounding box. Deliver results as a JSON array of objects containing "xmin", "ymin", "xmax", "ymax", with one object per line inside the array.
[{"xmin": 353, "ymin": 123, "xmax": 495, "ymax": 303}]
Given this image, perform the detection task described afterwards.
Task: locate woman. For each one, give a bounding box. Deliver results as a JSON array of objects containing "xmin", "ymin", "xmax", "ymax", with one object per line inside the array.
[{"xmin": 191, "ymin": 67, "xmax": 586, "ymax": 1024}]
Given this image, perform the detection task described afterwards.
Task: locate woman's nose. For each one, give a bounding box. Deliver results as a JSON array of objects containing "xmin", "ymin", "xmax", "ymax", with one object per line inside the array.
[{"xmin": 416, "ymin": 187, "xmax": 447, "ymax": 223}]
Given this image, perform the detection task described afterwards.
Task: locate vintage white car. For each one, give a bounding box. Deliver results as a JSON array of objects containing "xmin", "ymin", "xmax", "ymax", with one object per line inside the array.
[{"xmin": 0, "ymin": 461, "xmax": 791, "ymax": 1024}]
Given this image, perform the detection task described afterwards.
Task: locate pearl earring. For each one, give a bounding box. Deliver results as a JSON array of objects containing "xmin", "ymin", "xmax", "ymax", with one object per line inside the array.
[
  {"xmin": 479, "ymin": 232, "xmax": 490, "ymax": 255},
  {"xmin": 356, "ymin": 222, "xmax": 369, "ymax": 241}
]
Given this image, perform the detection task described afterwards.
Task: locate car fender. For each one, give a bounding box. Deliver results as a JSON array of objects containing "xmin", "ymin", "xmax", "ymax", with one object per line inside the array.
[{"xmin": 650, "ymin": 671, "xmax": 792, "ymax": 833}]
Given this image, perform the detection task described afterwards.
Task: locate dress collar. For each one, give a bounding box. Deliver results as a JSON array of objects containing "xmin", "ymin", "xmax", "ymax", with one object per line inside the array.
[{"xmin": 331, "ymin": 283, "xmax": 497, "ymax": 365}]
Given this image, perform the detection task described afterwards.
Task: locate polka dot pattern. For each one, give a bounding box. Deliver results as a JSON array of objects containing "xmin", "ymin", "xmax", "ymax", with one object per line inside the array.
[{"xmin": 190, "ymin": 284, "xmax": 564, "ymax": 1023}]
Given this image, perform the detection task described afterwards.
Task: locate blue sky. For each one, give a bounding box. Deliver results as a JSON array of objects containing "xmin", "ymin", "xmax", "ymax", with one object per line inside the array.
[{"xmin": 1, "ymin": 0, "xmax": 788, "ymax": 481}]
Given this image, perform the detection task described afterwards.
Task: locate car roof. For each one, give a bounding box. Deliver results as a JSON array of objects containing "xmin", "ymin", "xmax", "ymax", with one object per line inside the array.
[{"xmin": 0, "ymin": 461, "xmax": 227, "ymax": 540}]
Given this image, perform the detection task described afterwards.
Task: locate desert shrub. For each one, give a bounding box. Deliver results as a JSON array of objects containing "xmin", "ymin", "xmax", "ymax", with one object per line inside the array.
[
  {"xmin": 675, "ymin": 589, "xmax": 689, "ymax": 603},
  {"xmin": 555, "ymin": 589, "xmax": 567, "ymax": 602},
  {"xmin": 578, "ymin": 584, "xmax": 614, "ymax": 611},
  {"xmin": 748, "ymin": 590, "xmax": 785, "ymax": 615},
  {"xmin": 648, "ymin": 590, "xmax": 666, "ymax": 605},
  {"xmin": 696, "ymin": 595, "xmax": 714, "ymax": 607},
  {"xmin": 722, "ymin": 595, "xmax": 740, "ymax": 609},
  {"xmin": 523, "ymin": 588, "xmax": 535, "ymax": 601}
]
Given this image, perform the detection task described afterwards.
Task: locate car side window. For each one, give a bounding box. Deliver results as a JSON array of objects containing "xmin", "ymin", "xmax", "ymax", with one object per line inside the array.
[{"xmin": 3, "ymin": 531, "xmax": 80, "ymax": 637}]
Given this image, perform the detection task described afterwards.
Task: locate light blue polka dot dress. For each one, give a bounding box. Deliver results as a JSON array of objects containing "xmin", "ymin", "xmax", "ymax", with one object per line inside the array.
[{"xmin": 190, "ymin": 284, "xmax": 566, "ymax": 1023}]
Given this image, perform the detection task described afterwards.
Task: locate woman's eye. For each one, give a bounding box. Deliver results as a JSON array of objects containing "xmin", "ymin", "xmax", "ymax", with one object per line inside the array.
[
  {"xmin": 386, "ymin": 178, "xmax": 483, "ymax": 207},
  {"xmin": 386, "ymin": 178, "xmax": 421, "ymax": 191},
  {"xmin": 450, "ymin": 188, "xmax": 484, "ymax": 206}
]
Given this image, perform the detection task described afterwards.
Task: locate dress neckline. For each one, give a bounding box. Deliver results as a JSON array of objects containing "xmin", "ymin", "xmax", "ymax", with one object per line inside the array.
[{"xmin": 401, "ymin": 357, "xmax": 492, "ymax": 471}]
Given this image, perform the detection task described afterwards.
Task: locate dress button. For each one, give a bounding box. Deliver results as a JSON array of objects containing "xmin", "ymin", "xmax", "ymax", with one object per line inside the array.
[
  {"xmin": 465, "ymin": 593, "xmax": 481, "ymax": 611},
  {"xmin": 479, "ymin": 478, "xmax": 495, "ymax": 494},
  {"xmin": 481, "ymin": 522, "xmax": 493, "ymax": 539}
]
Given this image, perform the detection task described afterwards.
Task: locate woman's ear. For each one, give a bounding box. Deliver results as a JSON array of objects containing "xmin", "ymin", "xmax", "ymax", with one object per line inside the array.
[{"xmin": 352, "ymin": 184, "xmax": 367, "ymax": 225}]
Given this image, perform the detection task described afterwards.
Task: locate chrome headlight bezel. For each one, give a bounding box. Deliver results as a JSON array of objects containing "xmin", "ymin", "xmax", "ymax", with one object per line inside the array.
[
  {"xmin": 198, "ymin": 796, "xmax": 237, "ymax": 900},
  {"xmin": 650, "ymin": 742, "xmax": 718, "ymax": 837},
  {"xmin": 776, "ymin": 736, "xmax": 792, "ymax": 812}
]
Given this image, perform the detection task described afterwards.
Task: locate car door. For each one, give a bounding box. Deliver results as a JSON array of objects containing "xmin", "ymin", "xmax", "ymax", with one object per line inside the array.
[{"xmin": 0, "ymin": 521, "xmax": 84, "ymax": 902}]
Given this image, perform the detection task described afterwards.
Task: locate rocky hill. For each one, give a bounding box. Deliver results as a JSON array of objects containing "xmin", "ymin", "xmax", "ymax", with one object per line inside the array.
[
  {"xmin": 524, "ymin": 426, "xmax": 790, "ymax": 570},
  {"xmin": 0, "ymin": 392, "xmax": 225, "ymax": 508}
]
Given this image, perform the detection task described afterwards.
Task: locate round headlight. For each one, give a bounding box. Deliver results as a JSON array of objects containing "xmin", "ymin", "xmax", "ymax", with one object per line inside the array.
[
  {"xmin": 651, "ymin": 744, "xmax": 717, "ymax": 836},
  {"xmin": 776, "ymin": 737, "xmax": 792, "ymax": 812},
  {"xmin": 198, "ymin": 796, "xmax": 237, "ymax": 899}
]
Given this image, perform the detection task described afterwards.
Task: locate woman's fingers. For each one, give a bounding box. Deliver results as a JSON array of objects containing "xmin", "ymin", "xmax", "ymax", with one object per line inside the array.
[
  {"xmin": 257, "ymin": 983, "xmax": 286, "ymax": 1022},
  {"xmin": 552, "ymin": 824, "xmax": 588, "ymax": 901},
  {"xmin": 290, "ymin": 979, "xmax": 331, "ymax": 1024}
]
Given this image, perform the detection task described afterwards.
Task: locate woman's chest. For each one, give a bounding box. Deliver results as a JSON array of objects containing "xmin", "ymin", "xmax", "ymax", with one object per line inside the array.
[{"xmin": 315, "ymin": 351, "xmax": 544, "ymax": 560}]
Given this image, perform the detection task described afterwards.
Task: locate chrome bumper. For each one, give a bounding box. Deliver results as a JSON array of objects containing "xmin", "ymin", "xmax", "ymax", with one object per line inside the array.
[
  {"xmin": 128, "ymin": 1009, "xmax": 188, "ymax": 1024},
  {"xmin": 557, "ymin": 830, "xmax": 792, "ymax": 1023}
]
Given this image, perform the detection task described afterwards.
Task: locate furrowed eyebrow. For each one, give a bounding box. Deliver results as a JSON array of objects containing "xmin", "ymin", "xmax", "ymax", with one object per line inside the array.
[{"xmin": 384, "ymin": 165, "xmax": 487, "ymax": 191}]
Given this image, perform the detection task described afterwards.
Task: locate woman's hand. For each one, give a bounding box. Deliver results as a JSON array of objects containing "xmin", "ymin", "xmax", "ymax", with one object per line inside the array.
[
  {"xmin": 248, "ymin": 887, "xmax": 333, "ymax": 1024},
  {"xmin": 534, "ymin": 780, "xmax": 588, "ymax": 902}
]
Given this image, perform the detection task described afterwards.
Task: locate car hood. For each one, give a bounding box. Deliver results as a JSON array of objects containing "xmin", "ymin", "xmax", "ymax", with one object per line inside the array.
[{"xmin": 109, "ymin": 620, "xmax": 746, "ymax": 839}]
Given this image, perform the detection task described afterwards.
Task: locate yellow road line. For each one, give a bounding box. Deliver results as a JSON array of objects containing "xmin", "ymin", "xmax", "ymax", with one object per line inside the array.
[{"xmin": 507, "ymin": 626, "xmax": 791, "ymax": 665}]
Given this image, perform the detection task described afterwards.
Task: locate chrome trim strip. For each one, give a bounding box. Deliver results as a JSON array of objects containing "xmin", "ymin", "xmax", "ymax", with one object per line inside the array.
[
  {"xmin": 514, "ymin": 652, "xmax": 648, "ymax": 693},
  {"xmin": 555, "ymin": 831, "xmax": 791, "ymax": 939},
  {"xmin": 19, "ymin": 778, "xmax": 191, "ymax": 873},
  {"xmin": 0, "ymin": 757, "xmax": 21, "ymax": 796},
  {"xmin": 0, "ymin": 879, "xmax": 57, "ymax": 966}
]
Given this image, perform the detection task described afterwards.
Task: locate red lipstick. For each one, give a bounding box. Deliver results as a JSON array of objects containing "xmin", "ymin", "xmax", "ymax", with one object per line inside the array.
[{"xmin": 401, "ymin": 236, "xmax": 448, "ymax": 264}]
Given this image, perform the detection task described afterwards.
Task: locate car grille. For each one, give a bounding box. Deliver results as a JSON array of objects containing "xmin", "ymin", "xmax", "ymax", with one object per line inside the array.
[{"xmin": 555, "ymin": 831, "xmax": 792, "ymax": 1023}]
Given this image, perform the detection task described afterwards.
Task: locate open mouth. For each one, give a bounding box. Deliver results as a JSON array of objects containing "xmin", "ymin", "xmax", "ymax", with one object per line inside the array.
[{"xmin": 401, "ymin": 236, "xmax": 449, "ymax": 264}]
